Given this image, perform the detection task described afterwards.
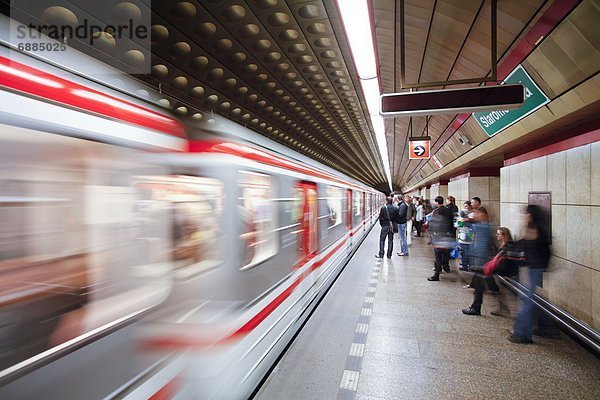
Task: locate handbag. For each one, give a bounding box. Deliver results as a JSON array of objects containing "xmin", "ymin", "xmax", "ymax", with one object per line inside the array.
[
  {"xmin": 482, "ymin": 253, "xmax": 503, "ymax": 276},
  {"xmin": 449, "ymin": 244, "xmax": 459, "ymax": 259},
  {"xmin": 384, "ymin": 205, "xmax": 397, "ymax": 233}
]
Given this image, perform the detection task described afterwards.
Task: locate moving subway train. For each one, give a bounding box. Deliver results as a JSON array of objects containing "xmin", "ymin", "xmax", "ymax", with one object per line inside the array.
[{"xmin": 0, "ymin": 50, "xmax": 383, "ymax": 399}]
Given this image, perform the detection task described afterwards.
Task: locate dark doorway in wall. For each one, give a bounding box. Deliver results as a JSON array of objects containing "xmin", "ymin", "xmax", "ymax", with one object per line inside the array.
[{"xmin": 528, "ymin": 191, "xmax": 552, "ymax": 245}]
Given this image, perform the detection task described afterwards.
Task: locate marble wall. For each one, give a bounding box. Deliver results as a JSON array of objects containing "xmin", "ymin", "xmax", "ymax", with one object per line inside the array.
[
  {"xmin": 500, "ymin": 141, "xmax": 599, "ymax": 330},
  {"xmin": 429, "ymin": 184, "xmax": 447, "ymax": 201},
  {"xmin": 448, "ymin": 176, "xmax": 500, "ymax": 225}
]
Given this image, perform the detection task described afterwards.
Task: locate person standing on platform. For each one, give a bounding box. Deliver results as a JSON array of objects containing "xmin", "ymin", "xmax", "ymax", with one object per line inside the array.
[
  {"xmin": 460, "ymin": 207, "xmax": 497, "ymax": 315},
  {"xmin": 509, "ymin": 205, "xmax": 551, "ymax": 344},
  {"xmin": 446, "ymin": 195, "xmax": 459, "ymax": 214},
  {"xmin": 375, "ymin": 196, "xmax": 398, "ymax": 259},
  {"xmin": 471, "ymin": 196, "xmax": 487, "ymax": 215},
  {"xmin": 446, "ymin": 195, "xmax": 459, "ymax": 244},
  {"xmin": 396, "ymin": 195, "xmax": 409, "ymax": 256},
  {"xmin": 406, "ymin": 195, "xmax": 416, "ymax": 247},
  {"xmin": 457, "ymin": 201, "xmax": 475, "ymax": 271},
  {"xmin": 415, "ymin": 199, "xmax": 424, "ymax": 237},
  {"xmin": 427, "ymin": 196, "xmax": 454, "ymax": 281}
]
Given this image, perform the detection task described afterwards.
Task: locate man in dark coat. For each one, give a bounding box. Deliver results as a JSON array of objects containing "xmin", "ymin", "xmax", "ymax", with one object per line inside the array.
[
  {"xmin": 427, "ymin": 196, "xmax": 454, "ymax": 281},
  {"xmin": 376, "ymin": 196, "xmax": 398, "ymax": 259},
  {"xmin": 396, "ymin": 195, "xmax": 409, "ymax": 256}
]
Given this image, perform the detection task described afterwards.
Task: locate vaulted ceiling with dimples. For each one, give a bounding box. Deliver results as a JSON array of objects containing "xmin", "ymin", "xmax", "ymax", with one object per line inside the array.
[{"xmin": 144, "ymin": 0, "xmax": 387, "ymax": 186}]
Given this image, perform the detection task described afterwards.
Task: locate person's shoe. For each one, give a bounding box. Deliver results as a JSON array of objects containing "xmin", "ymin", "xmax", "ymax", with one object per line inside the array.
[
  {"xmin": 397, "ymin": 252, "xmax": 406, "ymax": 256},
  {"xmin": 375, "ymin": 255, "xmax": 383, "ymax": 259},
  {"xmin": 427, "ymin": 275, "xmax": 439, "ymax": 281},
  {"xmin": 462, "ymin": 307, "xmax": 480, "ymax": 315},
  {"xmin": 386, "ymin": 255, "xmax": 392, "ymax": 259},
  {"xmin": 462, "ymin": 284, "xmax": 472, "ymax": 289},
  {"xmin": 443, "ymin": 266, "xmax": 451, "ymax": 273},
  {"xmin": 508, "ymin": 334, "xmax": 532, "ymax": 344}
]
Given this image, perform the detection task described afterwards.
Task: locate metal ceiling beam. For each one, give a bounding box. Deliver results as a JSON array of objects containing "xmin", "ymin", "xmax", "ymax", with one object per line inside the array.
[{"xmin": 399, "ymin": 0, "xmax": 498, "ymax": 89}]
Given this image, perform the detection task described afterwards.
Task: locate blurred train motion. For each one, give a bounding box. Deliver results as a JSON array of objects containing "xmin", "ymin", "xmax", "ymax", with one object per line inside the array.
[{"xmin": 0, "ymin": 47, "xmax": 383, "ymax": 399}]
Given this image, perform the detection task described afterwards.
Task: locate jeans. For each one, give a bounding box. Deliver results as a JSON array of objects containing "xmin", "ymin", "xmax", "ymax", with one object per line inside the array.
[
  {"xmin": 379, "ymin": 226, "xmax": 394, "ymax": 257},
  {"xmin": 397, "ymin": 222, "xmax": 408, "ymax": 254},
  {"xmin": 513, "ymin": 267, "xmax": 544, "ymax": 341},
  {"xmin": 459, "ymin": 242, "xmax": 472, "ymax": 268}
]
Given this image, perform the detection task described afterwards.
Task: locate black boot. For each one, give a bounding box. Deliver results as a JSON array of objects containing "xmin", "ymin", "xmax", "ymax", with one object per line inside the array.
[
  {"xmin": 462, "ymin": 307, "xmax": 481, "ymax": 315},
  {"xmin": 427, "ymin": 273, "xmax": 440, "ymax": 281}
]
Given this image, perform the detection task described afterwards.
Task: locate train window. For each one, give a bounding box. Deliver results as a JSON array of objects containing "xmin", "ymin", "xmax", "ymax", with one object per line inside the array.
[
  {"xmin": 291, "ymin": 187, "xmax": 303, "ymax": 223},
  {"xmin": 0, "ymin": 154, "xmax": 172, "ymax": 373},
  {"xmin": 238, "ymin": 171, "xmax": 277, "ymax": 269},
  {"xmin": 354, "ymin": 191, "xmax": 362, "ymax": 217},
  {"xmin": 0, "ymin": 178, "xmax": 88, "ymax": 372},
  {"xmin": 326, "ymin": 186, "xmax": 343, "ymax": 228},
  {"xmin": 135, "ymin": 175, "xmax": 224, "ymax": 279}
]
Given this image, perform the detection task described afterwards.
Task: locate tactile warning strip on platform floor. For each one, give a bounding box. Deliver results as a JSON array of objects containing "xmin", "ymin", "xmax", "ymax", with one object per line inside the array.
[{"xmin": 336, "ymin": 263, "xmax": 381, "ymax": 400}]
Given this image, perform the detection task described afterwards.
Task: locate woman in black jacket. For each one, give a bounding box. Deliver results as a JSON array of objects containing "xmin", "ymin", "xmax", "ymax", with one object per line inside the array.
[{"xmin": 509, "ymin": 205, "xmax": 551, "ymax": 344}]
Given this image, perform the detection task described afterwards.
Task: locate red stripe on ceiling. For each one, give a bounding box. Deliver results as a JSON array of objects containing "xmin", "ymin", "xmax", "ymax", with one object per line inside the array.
[
  {"xmin": 408, "ymin": 0, "xmax": 580, "ymax": 185},
  {"xmin": 504, "ymin": 128, "xmax": 600, "ymax": 166},
  {"xmin": 496, "ymin": 0, "xmax": 580, "ymax": 80},
  {"xmin": 0, "ymin": 56, "xmax": 186, "ymax": 139}
]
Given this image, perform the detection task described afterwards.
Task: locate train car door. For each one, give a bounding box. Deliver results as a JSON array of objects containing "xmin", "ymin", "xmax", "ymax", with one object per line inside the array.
[
  {"xmin": 297, "ymin": 181, "xmax": 318, "ymax": 258},
  {"xmin": 362, "ymin": 192, "xmax": 366, "ymax": 229},
  {"xmin": 346, "ymin": 189, "xmax": 352, "ymax": 247},
  {"xmin": 295, "ymin": 181, "xmax": 318, "ymax": 309},
  {"xmin": 346, "ymin": 189, "xmax": 352, "ymax": 231}
]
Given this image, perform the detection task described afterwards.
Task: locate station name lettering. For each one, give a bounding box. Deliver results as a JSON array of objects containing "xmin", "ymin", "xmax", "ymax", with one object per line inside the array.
[
  {"xmin": 479, "ymin": 110, "xmax": 510, "ymax": 128},
  {"xmin": 478, "ymin": 83, "xmax": 532, "ymax": 128}
]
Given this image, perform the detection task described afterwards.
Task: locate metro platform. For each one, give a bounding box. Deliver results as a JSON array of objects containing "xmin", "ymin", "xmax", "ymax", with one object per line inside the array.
[{"xmin": 255, "ymin": 226, "xmax": 600, "ymax": 400}]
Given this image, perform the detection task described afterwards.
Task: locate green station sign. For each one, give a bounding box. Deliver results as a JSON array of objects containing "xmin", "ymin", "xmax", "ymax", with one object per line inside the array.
[{"xmin": 474, "ymin": 65, "xmax": 549, "ymax": 137}]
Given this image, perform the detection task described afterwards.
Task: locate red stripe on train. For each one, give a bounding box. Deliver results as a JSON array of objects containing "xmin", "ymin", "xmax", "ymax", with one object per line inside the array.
[
  {"xmin": 0, "ymin": 56, "xmax": 186, "ymax": 139},
  {"xmin": 149, "ymin": 375, "xmax": 180, "ymax": 400},
  {"xmin": 188, "ymin": 140, "xmax": 372, "ymax": 192},
  {"xmin": 143, "ymin": 237, "xmax": 349, "ymax": 349}
]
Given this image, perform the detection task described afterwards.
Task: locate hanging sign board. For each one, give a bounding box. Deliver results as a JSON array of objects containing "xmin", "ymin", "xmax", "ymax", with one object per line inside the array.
[
  {"xmin": 409, "ymin": 137, "xmax": 430, "ymax": 160},
  {"xmin": 474, "ymin": 65, "xmax": 549, "ymax": 137},
  {"xmin": 380, "ymin": 84, "xmax": 524, "ymax": 117}
]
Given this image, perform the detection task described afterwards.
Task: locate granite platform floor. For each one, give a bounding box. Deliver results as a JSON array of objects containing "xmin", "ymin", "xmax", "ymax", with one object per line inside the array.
[{"xmin": 254, "ymin": 226, "xmax": 600, "ymax": 400}]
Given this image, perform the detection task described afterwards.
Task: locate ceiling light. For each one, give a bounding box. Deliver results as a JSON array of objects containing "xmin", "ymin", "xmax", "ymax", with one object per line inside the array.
[
  {"xmin": 335, "ymin": 0, "xmax": 377, "ymax": 79},
  {"xmin": 337, "ymin": 0, "xmax": 392, "ymax": 192}
]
